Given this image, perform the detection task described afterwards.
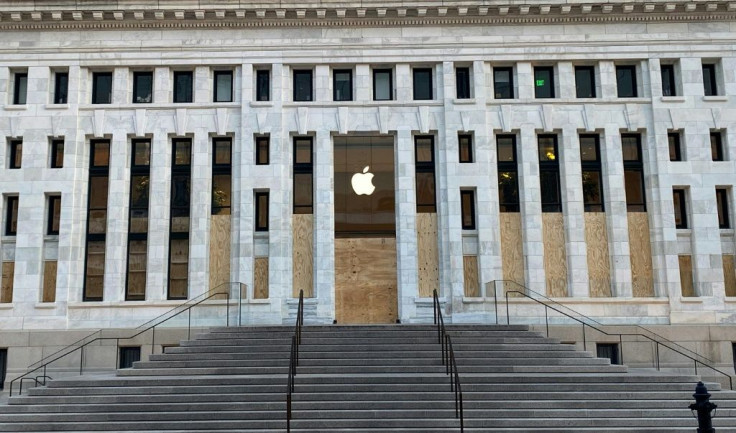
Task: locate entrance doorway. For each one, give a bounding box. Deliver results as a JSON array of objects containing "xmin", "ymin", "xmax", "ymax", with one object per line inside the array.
[{"xmin": 333, "ymin": 136, "xmax": 398, "ymax": 324}]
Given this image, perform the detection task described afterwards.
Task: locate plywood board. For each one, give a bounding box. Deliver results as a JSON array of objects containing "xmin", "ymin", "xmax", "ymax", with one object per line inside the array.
[
  {"xmin": 42, "ymin": 261, "xmax": 57, "ymax": 303},
  {"xmin": 292, "ymin": 214, "xmax": 313, "ymax": 298},
  {"xmin": 585, "ymin": 213, "xmax": 611, "ymax": 297},
  {"xmin": 416, "ymin": 213, "xmax": 439, "ymax": 297},
  {"xmin": 500, "ymin": 213, "xmax": 525, "ymax": 288},
  {"xmin": 254, "ymin": 257, "xmax": 269, "ymax": 299},
  {"xmin": 335, "ymin": 237, "xmax": 398, "ymax": 324},
  {"xmin": 723, "ymin": 255, "xmax": 736, "ymax": 297},
  {"xmin": 679, "ymin": 255, "xmax": 695, "ymax": 297},
  {"xmin": 1, "ymin": 262, "xmax": 13, "ymax": 303},
  {"xmin": 543, "ymin": 213, "xmax": 568, "ymax": 297},
  {"xmin": 463, "ymin": 256, "xmax": 480, "ymax": 297},
  {"xmin": 208, "ymin": 214, "xmax": 231, "ymax": 294},
  {"xmin": 628, "ymin": 212, "xmax": 654, "ymax": 297}
]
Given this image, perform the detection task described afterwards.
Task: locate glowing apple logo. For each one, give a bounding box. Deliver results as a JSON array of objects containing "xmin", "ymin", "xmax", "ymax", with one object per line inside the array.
[{"xmin": 351, "ymin": 166, "xmax": 376, "ymax": 196}]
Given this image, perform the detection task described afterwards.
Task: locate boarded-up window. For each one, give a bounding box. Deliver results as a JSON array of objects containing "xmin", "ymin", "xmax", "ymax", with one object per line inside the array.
[
  {"xmin": 679, "ymin": 255, "xmax": 695, "ymax": 297},
  {"xmin": 1, "ymin": 262, "xmax": 13, "ymax": 303}
]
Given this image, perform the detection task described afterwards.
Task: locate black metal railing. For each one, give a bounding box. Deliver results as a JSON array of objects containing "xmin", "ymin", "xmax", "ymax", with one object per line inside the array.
[
  {"xmin": 433, "ymin": 290, "xmax": 464, "ymax": 432},
  {"xmin": 10, "ymin": 282, "xmax": 247, "ymax": 396},
  {"xmin": 286, "ymin": 289, "xmax": 304, "ymax": 433},
  {"xmin": 496, "ymin": 280, "xmax": 733, "ymax": 390}
]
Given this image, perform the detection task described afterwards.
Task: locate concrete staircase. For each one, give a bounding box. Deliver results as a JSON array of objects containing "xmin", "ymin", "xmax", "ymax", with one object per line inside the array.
[{"xmin": 1, "ymin": 324, "xmax": 735, "ymax": 432}]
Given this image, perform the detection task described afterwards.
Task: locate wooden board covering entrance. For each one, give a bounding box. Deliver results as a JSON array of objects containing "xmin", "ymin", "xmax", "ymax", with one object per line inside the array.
[
  {"xmin": 723, "ymin": 255, "xmax": 736, "ymax": 297},
  {"xmin": 209, "ymin": 214, "xmax": 231, "ymax": 294},
  {"xmin": 585, "ymin": 213, "xmax": 611, "ymax": 297},
  {"xmin": 628, "ymin": 212, "xmax": 654, "ymax": 297},
  {"xmin": 543, "ymin": 213, "xmax": 567, "ymax": 297},
  {"xmin": 253, "ymin": 257, "xmax": 269, "ymax": 299},
  {"xmin": 417, "ymin": 213, "xmax": 439, "ymax": 297},
  {"xmin": 1, "ymin": 262, "xmax": 13, "ymax": 303},
  {"xmin": 679, "ymin": 255, "xmax": 695, "ymax": 297},
  {"xmin": 42, "ymin": 261, "xmax": 57, "ymax": 303},
  {"xmin": 463, "ymin": 256, "xmax": 480, "ymax": 297},
  {"xmin": 292, "ymin": 214, "xmax": 314, "ymax": 298},
  {"xmin": 500, "ymin": 213, "xmax": 524, "ymax": 287},
  {"xmin": 335, "ymin": 237, "xmax": 398, "ymax": 324}
]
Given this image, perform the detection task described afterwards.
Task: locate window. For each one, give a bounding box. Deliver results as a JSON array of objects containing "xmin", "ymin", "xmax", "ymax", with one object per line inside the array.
[
  {"xmin": 255, "ymin": 191, "xmax": 269, "ymax": 231},
  {"xmin": 132, "ymin": 72, "xmax": 153, "ymax": 104},
  {"xmin": 214, "ymin": 71, "xmax": 233, "ymax": 103},
  {"xmin": 733, "ymin": 343, "xmax": 736, "ymax": 372},
  {"xmin": 13, "ymin": 72, "xmax": 27, "ymax": 105},
  {"xmin": 575, "ymin": 66, "xmax": 596, "ymax": 98},
  {"xmin": 497, "ymin": 135, "xmax": 519, "ymax": 212},
  {"xmin": 173, "ymin": 71, "xmax": 193, "ymax": 103},
  {"xmin": 256, "ymin": 136, "xmax": 270, "ymax": 165},
  {"xmin": 84, "ymin": 140, "xmax": 110, "ymax": 301},
  {"xmin": 717, "ymin": 188, "xmax": 730, "ymax": 229},
  {"xmin": 493, "ymin": 67, "xmax": 514, "ymax": 99},
  {"xmin": 373, "ymin": 69, "xmax": 393, "ymax": 101},
  {"xmin": 119, "ymin": 347, "xmax": 141, "ymax": 369},
  {"xmin": 91, "ymin": 72, "xmax": 112, "ymax": 104},
  {"xmin": 53, "ymin": 72, "xmax": 69, "ymax": 104},
  {"xmin": 673, "ymin": 189, "xmax": 688, "ymax": 229},
  {"xmin": 534, "ymin": 66, "xmax": 555, "ymax": 99},
  {"xmin": 460, "ymin": 190, "xmax": 476, "ymax": 230},
  {"xmin": 293, "ymin": 137, "xmax": 313, "ymax": 214},
  {"xmin": 169, "ymin": 139, "xmax": 191, "ymax": 300},
  {"xmin": 333, "ymin": 69, "xmax": 353, "ymax": 102},
  {"xmin": 413, "ymin": 68, "xmax": 433, "ymax": 100},
  {"xmin": 456, "ymin": 67, "xmax": 471, "ymax": 99},
  {"xmin": 5, "ymin": 196, "xmax": 18, "ymax": 236},
  {"xmin": 580, "ymin": 135, "xmax": 604, "ymax": 212},
  {"xmin": 8, "ymin": 139, "xmax": 22, "ymax": 169},
  {"xmin": 711, "ymin": 131, "xmax": 724, "ymax": 161},
  {"xmin": 127, "ymin": 139, "xmax": 151, "ymax": 301},
  {"xmin": 212, "ymin": 138, "xmax": 232, "ymax": 215},
  {"xmin": 661, "ymin": 64, "xmax": 676, "ymax": 97},
  {"xmin": 622, "ymin": 134, "xmax": 646, "ymax": 211},
  {"xmin": 293, "ymin": 70, "xmax": 313, "ymax": 102},
  {"xmin": 47, "ymin": 195, "xmax": 61, "ymax": 236},
  {"xmin": 459, "ymin": 134, "xmax": 473, "ymax": 163},
  {"xmin": 50, "ymin": 139, "xmax": 64, "ymax": 168},
  {"xmin": 0, "ymin": 349, "xmax": 6, "ymax": 390},
  {"xmin": 702, "ymin": 63, "xmax": 718, "ymax": 96},
  {"xmin": 668, "ymin": 132, "xmax": 682, "ymax": 161},
  {"xmin": 616, "ymin": 65, "xmax": 637, "ymax": 98},
  {"xmin": 596, "ymin": 343, "xmax": 620, "ymax": 365},
  {"xmin": 415, "ymin": 136, "xmax": 437, "ymax": 213},
  {"xmin": 256, "ymin": 70, "xmax": 270, "ymax": 101},
  {"xmin": 538, "ymin": 135, "xmax": 561, "ymax": 212}
]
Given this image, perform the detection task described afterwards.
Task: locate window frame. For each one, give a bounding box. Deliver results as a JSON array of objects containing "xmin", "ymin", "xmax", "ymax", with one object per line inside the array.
[
  {"xmin": 118, "ymin": 346, "xmax": 141, "ymax": 369},
  {"xmin": 213, "ymin": 70, "xmax": 234, "ymax": 103},
  {"xmin": 168, "ymin": 138, "xmax": 192, "ymax": 300},
  {"xmin": 534, "ymin": 66, "xmax": 555, "ymax": 99},
  {"xmin": 47, "ymin": 195, "xmax": 61, "ymax": 236},
  {"xmin": 5, "ymin": 196, "xmax": 18, "ymax": 236},
  {"xmin": 13, "ymin": 72, "xmax": 28, "ymax": 105},
  {"xmin": 574, "ymin": 66, "xmax": 596, "ymax": 99},
  {"xmin": 493, "ymin": 66, "xmax": 514, "ymax": 99},
  {"xmin": 132, "ymin": 71, "xmax": 153, "ymax": 104},
  {"xmin": 255, "ymin": 191, "xmax": 270, "ymax": 232},
  {"xmin": 372, "ymin": 68, "xmax": 393, "ymax": 101},
  {"xmin": 293, "ymin": 137, "xmax": 314, "ymax": 214},
  {"xmin": 661, "ymin": 64, "xmax": 677, "ymax": 97},
  {"xmin": 622, "ymin": 133, "xmax": 647, "ymax": 212},
  {"xmin": 673, "ymin": 188, "xmax": 688, "ymax": 229},
  {"xmin": 211, "ymin": 137, "xmax": 232, "ymax": 215},
  {"xmin": 8, "ymin": 139, "xmax": 22, "ymax": 169},
  {"xmin": 415, "ymin": 135, "xmax": 437, "ymax": 213},
  {"xmin": 83, "ymin": 139, "xmax": 111, "ymax": 302},
  {"xmin": 50, "ymin": 138, "xmax": 64, "ymax": 169},
  {"xmin": 292, "ymin": 69, "xmax": 314, "ymax": 102},
  {"xmin": 126, "ymin": 139, "xmax": 151, "ymax": 301},
  {"xmin": 255, "ymin": 69, "xmax": 271, "ymax": 102},
  {"xmin": 579, "ymin": 134, "xmax": 604, "ymax": 212},
  {"xmin": 497, "ymin": 135, "xmax": 520, "ymax": 213},
  {"xmin": 717, "ymin": 188, "xmax": 731, "ymax": 229},
  {"xmin": 711, "ymin": 131, "xmax": 725, "ymax": 161},
  {"xmin": 332, "ymin": 69, "xmax": 353, "ymax": 102},
  {"xmin": 172, "ymin": 71, "xmax": 194, "ymax": 104},
  {"xmin": 256, "ymin": 136, "xmax": 270, "ymax": 165},
  {"xmin": 702, "ymin": 63, "xmax": 718, "ymax": 96},
  {"xmin": 668, "ymin": 132, "xmax": 682, "ymax": 162},
  {"xmin": 456, "ymin": 66, "xmax": 471, "ymax": 99},
  {"xmin": 412, "ymin": 67, "xmax": 434, "ymax": 101},
  {"xmin": 53, "ymin": 71, "xmax": 69, "ymax": 104},
  {"xmin": 460, "ymin": 189, "xmax": 476, "ymax": 230},
  {"xmin": 616, "ymin": 65, "xmax": 638, "ymax": 98},
  {"xmin": 91, "ymin": 72, "xmax": 113, "ymax": 105},
  {"xmin": 538, "ymin": 134, "xmax": 562, "ymax": 212},
  {"xmin": 458, "ymin": 134, "xmax": 473, "ymax": 163}
]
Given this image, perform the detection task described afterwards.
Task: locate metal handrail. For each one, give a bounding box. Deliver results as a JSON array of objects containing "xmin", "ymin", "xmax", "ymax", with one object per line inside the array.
[
  {"xmin": 10, "ymin": 282, "xmax": 246, "ymax": 396},
  {"xmin": 502, "ymin": 287, "xmax": 733, "ymax": 390},
  {"xmin": 286, "ymin": 289, "xmax": 304, "ymax": 433},
  {"xmin": 433, "ymin": 289, "xmax": 465, "ymax": 432}
]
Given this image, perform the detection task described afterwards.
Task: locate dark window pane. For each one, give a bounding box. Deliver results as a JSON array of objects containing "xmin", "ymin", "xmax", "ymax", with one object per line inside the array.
[
  {"xmin": 582, "ymin": 171, "xmax": 604, "ymax": 212},
  {"xmin": 333, "ymin": 70, "xmax": 352, "ymax": 102},
  {"xmin": 624, "ymin": 170, "xmax": 646, "ymax": 211},
  {"xmin": 54, "ymin": 72, "xmax": 69, "ymax": 104},
  {"xmin": 168, "ymin": 238, "xmax": 189, "ymax": 299},
  {"xmin": 214, "ymin": 71, "xmax": 233, "ymax": 103},
  {"xmin": 293, "ymin": 173, "xmax": 313, "ymax": 213},
  {"xmin": 293, "ymin": 70, "xmax": 313, "ymax": 102},
  {"xmin": 9, "ymin": 140, "xmax": 22, "ymax": 169},
  {"xmin": 294, "ymin": 138, "xmax": 312, "ymax": 165},
  {"xmin": 5, "ymin": 197, "xmax": 19, "ymax": 236},
  {"xmin": 534, "ymin": 67, "xmax": 555, "ymax": 99},
  {"xmin": 92, "ymin": 72, "xmax": 112, "ymax": 104},
  {"xmin": 456, "ymin": 67, "xmax": 471, "ymax": 99},
  {"xmin": 51, "ymin": 140, "xmax": 64, "ymax": 168},
  {"xmin": 133, "ymin": 72, "xmax": 153, "ymax": 103},
  {"xmin": 540, "ymin": 170, "xmax": 561, "ymax": 212},
  {"xmin": 621, "ymin": 135, "xmax": 642, "ymax": 162},
  {"xmin": 498, "ymin": 171, "xmax": 520, "ymax": 213},
  {"xmin": 661, "ymin": 64, "xmax": 676, "ymax": 97},
  {"xmin": 673, "ymin": 189, "xmax": 687, "ymax": 229},
  {"xmin": 717, "ymin": 189, "xmax": 730, "ymax": 229},
  {"xmin": 133, "ymin": 140, "xmax": 151, "ymax": 166},
  {"xmin": 497, "ymin": 136, "xmax": 516, "ymax": 162},
  {"xmin": 416, "ymin": 171, "xmax": 436, "ymax": 213},
  {"xmin": 575, "ymin": 66, "xmax": 596, "ymax": 98},
  {"xmin": 413, "ymin": 68, "xmax": 433, "ymax": 100},
  {"xmin": 89, "ymin": 177, "xmax": 109, "ymax": 209},
  {"xmin": 538, "ymin": 136, "xmax": 557, "ymax": 162},
  {"xmin": 173, "ymin": 140, "xmax": 191, "ymax": 166},
  {"xmin": 212, "ymin": 174, "xmax": 231, "ymax": 213},
  {"xmin": 668, "ymin": 133, "xmax": 681, "ymax": 161},
  {"xmin": 84, "ymin": 240, "xmax": 105, "ymax": 300},
  {"xmin": 0, "ymin": 349, "xmax": 7, "ymax": 389},
  {"xmin": 579, "ymin": 135, "xmax": 599, "ymax": 162},
  {"xmin": 256, "ymin": 70, "xmax": 270, "ymax": 101},
  {"xmin": 597, "ymin": 343, "xmax": 620, "ymax": 365},
  {"xmin": 13, "ymin": 73, "xmax": 27, "ymax": 105},
  {"xmin": 493, "ymin": 67, "xmax": 513, "ymax": 99},
  {"xmin": 415, "ymin": 137, "xmax": 434, "ymax": 163},
  {"xmin": 130, "ymin": 175, "xmax": 149, "ymax": 234},
  {"xmin": 48, "ymin": 195, "xmax": 61, "ymax": 235},
  {"xmin": 256, "ymin": 137, "xmax": 269, "ymax": 165},
  {"xmin": 461, "ymin": 190, "xmax": 475, "ymax": 230},
  {"xmin": 255, "ymin": 192, "xmax": 269, "ymax": 231},
  {"xmin": 171, "ymin": 175, "xmax": 191, "ymax": 211},
  {"xmin": 173, "ymin": 72, "xmax": 193, "ymax": 103},
  {"xmin": 92, "ymin": 141, "xmax": 110, "ymax": 167},
  {"xmin": 711, "ymin": 132, "xmax": 724, "ymax": 161},
  {"xmin": 703, "ymin": 64, "xmax": 718, "ymax": 96},
  {"xmin": 373, "ymin": 69, "xmax": 392, "ymax": 101},
  {"xmin": 213, "ymin": 139, "xmax": 231, "ymax": 166},
  {"xmin": 616, "ymin": 65, "xmax": 637, "ymax": 97},
  {"xmin": 459, "ymin": 135, "xmax": 473, "ymax": 163},
  {"xmin": 126, "ymin": 240, "xmax": 147, "ymax": 300}
]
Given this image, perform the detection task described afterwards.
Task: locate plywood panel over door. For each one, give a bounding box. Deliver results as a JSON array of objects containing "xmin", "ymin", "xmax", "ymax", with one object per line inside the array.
[
  {"xmin": 463, "ymin": 256, "xmax": 480, "ymax": 297},
  {"xmin": 42, "ymin": 261, "xmax": 57, "ymax": 303},
  {"xmin": 1, "ymin": 262, "xmax": 13, "ymax": 303},
  {"xmin": 209, "ymin": 214, "xmax": 231, "ymax": 295},
  {"xmin": 335, "ymin": 237, "xmax": 398, "ymax": 324},
  {"xmin": 679, "ymin": 255, "xmax": 695, "ymax": 297},
  {"xmin": 628, "ymin": 212, "xmax": 654, "ymax": 297},
  {"xmin": 723, "ymin": 255, "xmax": 736, "ymax": 297},
  {"xmin": 500, "ymin": 213, "xmax": 524, "ymax": 289},
  {"xmin": 417, "ymin": 213, "xmax": 439, "ymax": 297},
  {"xmin": 585, "ymin": 213, "xmax": 611, "ymax": 297},
  {"xmin": 293, "ymin": 214, "xmax": 313, "ymax": 298},
  {"xmin": 253, "ymin": 257, "xmax": 269, "ymax": 299},
  {"xmin": 543, "ymin": 213, "xmax": 567, "ymax": 297}
]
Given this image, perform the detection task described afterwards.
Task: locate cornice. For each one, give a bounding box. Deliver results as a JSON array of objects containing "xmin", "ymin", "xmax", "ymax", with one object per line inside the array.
[{"xmin": 0, "ymin": 2, "xmax": 735, "ymax": 30}]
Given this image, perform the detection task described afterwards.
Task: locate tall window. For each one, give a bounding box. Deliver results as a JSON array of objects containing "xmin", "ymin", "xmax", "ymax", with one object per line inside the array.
[
  {"xmin": 711, "ymin": 131, "xmax": 724, "ymax": 161},
  {"xmin": 673, "ymin": 189, "xmax": 688, "ymax": 229},
  {"xmin": 616, "ymin": 65, "xmax": 637, "ymax": 97},
  {"xmin": 373, "ymin": 69, "xmax": 393, "ymax": 101},
  {"xmin": 415, "ymin": 136, "xmax": 437, "ymax": 213},
  {"xmin": 0, "ymin": 349, "xmax": 6, "ymax": 389},
  {"xmin": 13, "ymin": 72, "xmax": 27, "ymax": 105},
  {"xmin": 668, "ymin": 132, "xmax": 682, "ymax": 162},
  {"xmin": 256, "ymin": 136, "xmax": 269, "ymax": 165},
  {"xmin": 133, "ymin": 72, "xmax": 153, "ymax": 103},
  {"xmin": 47, "ymin": 195, "xmax": 61, "ymax": 236},
  {"xmin": 460, "ymin": 190, "xmax": 476, "ymax": 230},
  {"xmin": 127, "ymin": 139, "xmax": 151, "ymax": 301},
  {"xmin": 622, "ymin": 134, "xmax": 646, "ymax": 211},
  {"xmin": 702, "ymin": 63, "xmax": 718, "ymax": 96},
  {"xmin": 5, "ymin": 196, "xmax": 18, "ymax": 236},
  {"xmin": 493, "ymin": 67, "xmax": 514, "ymax": 99},
  {"xmin": 497, "ymin": 135, "xmax": 519, "ymax": 212},
  {"xmin": 53, "ymin": 71, "xmax": 69, "ymax": 104},
  {"xmin": 293, "ymin": 70, "xmax": 313, "ymax": 102},
  {"xmin": 50, "ymin": 138, "xmax": 64, "ymax": 168},
  {"xmin": 456, "ymin": 67, "xmax": 471, "ymax": 99},
  {"xmin": 534, "ymin": 66, "xmax": 555, "ymax": 99},
  {"xmin": 661, "ymin": 64, "xmax": 676, "ymax": 97},
  {"xmin": 575, "ymin": 66, "xmax": 596, "ymax": 98},
  {"xmin": 459, "ymin": 134, "xmax": 473, "ymax": 163},
  {"xmin": 92, "ymin": 72, "xmax": 112, "ymax": 104},
  {"xmin": 84, "ymin": 140, "xmax": 110, "ymax": 301},
  {"xmin": 293, "ymin": 137, "xmax": 313, "ymax": 214},
  {"xmin": 580, "ymin": 135, "xmax": 604, "ymax": 212},
  {"xmin": 333, "ymin": 69, "xmax": 353, "ymax": 102},
  {"xmin": 8, "ymin": 139, "xmax": 22, "ymax": 169},
  {"xmin": 538, "ymin": 135, "xmax": 561, "ymax": 212},
  {"xmin": 169, "ymin": 139, "xmax": 191, "ymax": 299},
  {"xmin": 212, "ymin": 138, "xmax": 232, "ymax": 215},
  {"xmin": 256, "ymin": 69, "xmax": 270, "ymax": 101},
  {"xmin": 717, "ymin": 188, "xmax": 730, "ymax": 229},
  {"xmin": 173, "ymin": 71, "xmax": 193, "ymax": 103},
  {"xmin": 255, "ymin": 191, "xmax": 269, "ymax": 231},
  {"xmin": 214, "ymin": 71, "xmax": 233, "ymax": 103},
  {"xmin": 413, "ymin": 68, "xmax": 433, "ymax": 100}
]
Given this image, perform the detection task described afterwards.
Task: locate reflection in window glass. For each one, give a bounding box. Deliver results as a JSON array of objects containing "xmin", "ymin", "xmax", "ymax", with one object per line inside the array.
[
  {"xmin": 538, "ymin": 136, "xmax": 557, "ymax": 162},
  {"xmin": 168, "ymin": 238, "xmax": 189, "ymax": 300},
  {"xmin": 51, "ymin": 140, "xmax": 64, "ymax": 168},
  {"xmin": 133, "ymin": 72, "xmax": 153, "ymax": 103},
  {"xmin": 582, "ymin": 171, "xmax": 604, "ymax": 212},
  {"xmin": 214, "ymin": 71, "xmax": 233, "ymax": 103},
  {"xmin": 256, "ymin": 70, "xmax": 270, "ymax": 101},
  {"xmin": 673, "ymin": 189, "xmax": 687, "ymax": 229},
  {"xmin": 415, "ymin": 137, "xmax": 434, "ymax": 163},
  {"xmin": 333, "ymin": 70, "xmax": 352, "ymax": 102},
  {"xmin": 668, "ymin": 132, "xmax": 682, "ymax": 162},
  {"xmin": 534, "ymin": 67, "xmax": 555, "ymax": 99},
  {"xmin": 54, "ymin": 72, "xmax": 69, "ymax": 104},
  {"xmin": 5, "ymin": 197, "xmax": 19, "ymax": 236},
  {"xmin": 174, "ymin": 140, "xmax": 191, "ymax": 166},
  {"xmin": 126, "ymin": 240, "xmax": 147, "ymax": 301},
  {"xmin": 459, "ymin": 135, "xmax": 473, "ymax": 163},
  {"xmin": 717, "ymin": 188, "xmax": 730, "ymax": 229},
  {"xmin": 255, "ymin": 192, "xmax": 269, "ymax": 231},
  {"xmin": 92, "ymin": 72, "xmax": 112, "ymax": 104},
  {"xmin": 212, "ymin": 175, "xmax": 231, "ymax": 215},
  {"xmin": 456, "ymin": 67, "xmax": 471, "ymax": 99},
  {"xmin": 92, "ymin": 141, "xmax": 110, "ymax": 167},
  {"xmin": 416, "ymin": 171, "xmax": 436, "ymax": 213},
  {"xmin": 538, "ymin": 135, "xmax": 561, "ymax": 212},
  {"xmin": 413, "ymin": 68, "xmax": 433, "ymax": 100},
  {"xmin": 173, "ymin": 71, "xmax": 193, "ymax": 103},
  {"xmin": 461, "ymin": 190, "xmax": 476, "ymax": 230},
  {"xmin": 85, "ymin": 241, "xmax": 105, "ymax": 300},
  {"xmin": 493, "ymin": 67, "xmax": 513, "ymax": 99},
  {"xmin": 47, "ymin": 195, "xmax": 61, "ymax": 235},
  {"xmin": 624, "ymin": 170, "xmax": 646, "ymax": 212},
  {"xmin": 293, "ymin": 70, "xmax": 313, "ymax": 102},
  {"xmin": 616, "ymin": 65, "xmax": 637, "ymax": 97},
  {"xmin": 498, "ymin": 171, "xmax": 519, "ymax": 212},
  {"xmin": 133, "ymin": 141, "xmax": 151, "ymax": 166},
  {"xmin": 575, "ymin": 66, "xmax": 596, "ymax": 98},
  {"xmin": 711, "ymin": 132, "xmax": 724, "ymax": 161},
  {"xmin": 703, "ymin": 64, "xmax": 718, "ymax": 96},
  {"xmin": 661, "ymin": 64, "xmax": 676, "ymax": 97},
  {"xmin": 496, "ymin": 136, "xmax": 516, "ymax": 162},
  {"xmin": 622, "ymin": 135, "xmax": 642, "ymax": 162},
  {"xmin": 373, "ymin": 69, "xmax": 392, "ymax": 101},
  {"xmin": 293, "ymin": 173, "xmax": 313, "ymax": 214},
  {"xmin": 256, "ymin": 137, "xmax": 269, "ymax": 165}
]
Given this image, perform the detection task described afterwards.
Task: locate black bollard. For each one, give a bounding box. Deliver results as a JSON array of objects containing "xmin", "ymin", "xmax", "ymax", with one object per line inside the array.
[{"xmin": 689, "ymin": 381, "xmax": 717, "ymax": 433}]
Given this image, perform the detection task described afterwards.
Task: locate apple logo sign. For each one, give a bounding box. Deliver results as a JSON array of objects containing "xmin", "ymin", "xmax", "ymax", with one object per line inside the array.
[{"xmin": 351, "ymin": 166, "xmax": 376, "ymax": 196}]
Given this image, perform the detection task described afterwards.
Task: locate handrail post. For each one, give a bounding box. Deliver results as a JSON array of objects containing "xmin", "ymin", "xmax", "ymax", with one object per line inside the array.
[
  {"xmin": 187, "ymin": 307, "xmax": 191, "ymax": 340},
  {"xmin": 493, "ymin": 282, "xmax": 498, "ymax": 325},
  {"xmin": 238, "ymin": 283, "xmax": 242, "ymax": 327},
  {"xmin": 655, "ymin": 342, "xmax": 660, "ymax": 371},
  {"xmin": 79, "ymin": 345, "xmax": 84, "ymax": 375},
  {"xmin": 619, "ymin": 335, "xmax": 624, "ymax": 365},
  {"xmin": 226, "ymin": 290, "xmax": 230, "ymax": 328},
  {"xmin": 582, "ymin": 323, "xmax": 586, "ymax": 352},
  {"xmin": 544, "ymin": 307, "xmax": 549, "ymax": 338},
  {"xmin": 115, "ymin": 338, "xmax": 119, "ymax": 369},
  {"xmin": 505, "ymin": 292, "xmax": 510, "ymax": 325},
  {"xmin": 151, "ymin": 326, "xmax": 156, "ymax": 356}
]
